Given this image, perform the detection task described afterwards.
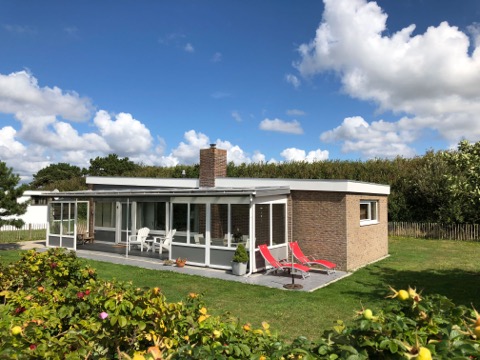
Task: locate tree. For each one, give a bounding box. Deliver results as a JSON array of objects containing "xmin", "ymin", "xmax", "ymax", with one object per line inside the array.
[
  {"xmin": 443, "ymin": 140, "xmax": 480, "ymax": 223},
  {"xmin": 0, "ymin": 162, "xmax": 28, "ymax": 228},
  {"xmin": 88, "ymin": 154, "xmax": 140, "ymax": 176},
  {"xmin": 31, "ymin": 163, "xmax": 85, "ymax": 190}
]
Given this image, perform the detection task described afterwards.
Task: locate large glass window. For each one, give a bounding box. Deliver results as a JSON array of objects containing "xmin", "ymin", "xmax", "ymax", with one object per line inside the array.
[
  {"xmin": 49, "ymin": 202, "xmax": 74, "ymax": 235},
  {"xmin": 94, "ymin": 202, "xmax": 115, "ymax": 228},
  {"xmin": 172, "ymin": 203, "xmax": 188, "ymax": 231},
  {"xmin": 190, "ymin": 203, "xmax": 206, "ymax": 244},
  {"xmin": 50, "ymin": 203, "xmax": 62, "ymax": 234},
  {"xmin": 231, "ymin": 204, "xmax": 249, "ymax": 245},
  {"xmin": 210, "ymin": 204, "xmax": 228, "ymax": 246},
  {"xmin": 137, "ymin": 202, "xmax": 166, "ymax": 230},
  {"xmin": 255, "ymin": 204, "xmax": 271, "ymax": 246},
  {"xmin": 272, "ymin": 204, "xmax": 286, "ymax": 245}
]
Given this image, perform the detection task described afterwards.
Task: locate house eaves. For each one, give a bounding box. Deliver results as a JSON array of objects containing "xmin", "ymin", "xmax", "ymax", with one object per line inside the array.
[{"xmin": 38, "ymin": 186, "xmax": 290, "ymax": 199}]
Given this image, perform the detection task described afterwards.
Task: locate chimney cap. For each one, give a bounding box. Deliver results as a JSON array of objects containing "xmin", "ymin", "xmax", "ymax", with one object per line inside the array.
[{"xmin": 210, "ymin": 143, "xmax": 216, "ymax": 149}]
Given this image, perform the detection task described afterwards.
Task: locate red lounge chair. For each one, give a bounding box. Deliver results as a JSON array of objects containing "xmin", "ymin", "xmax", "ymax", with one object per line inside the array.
[
  {"xmin": 258, "ymin": 245, "xmax": 310, "ymax": 279},
  {"xmin": 289, "ymin": 241, "xmax": 336, "ymax": 274}
]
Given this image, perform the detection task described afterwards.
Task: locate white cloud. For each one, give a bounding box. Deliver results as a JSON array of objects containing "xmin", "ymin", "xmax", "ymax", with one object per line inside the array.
[
  {"xmin": 280, "ymin": 147, "xmax": 329, "ymax": 162},
  {"xmin": 64, "ymin": 26, "xmax": 79, "ymax": 38},
  {"xmin": 0, "ymin": 71, "xmax": 92, "ymax": 121},
  {"xmin": 259, "ymin": 118, "xmax": 304, "ymax": 134},
  {"xmin": 2, "ymin": 24, "xmax": 36, "ymax": 34},
  {"xmin": 320, "ymin": 116, "xmax": 417, "ymax": 158},
  {"xmin": 231, "ymin": 111, "xmax": 242, "ymax": 122},
  {"xmin": 211, "ymin": 52, "xmax": 222, "ymax": 62},
  {"xmin": 285, "ymin": 73, "xmax": 301, "ymax": 89},
  {"xmin": 0, "ymin": 70, "xmax": 276, "ymax": 180},
  {"xmin": 158, "ymin": 33, "xmax": 186, "ymax": 45},
  {"xmin": 184, "ymin": 43, "xmax": 195, "ymax": 53},
  {"xmin": 171, "ymin": 130, "xmax": 210, "ymax": 164},
  {"xmin": 296, "ymin": 0, "xmax": 480, "ymax": 158},
  {"xmin": 94, "ymin": 110, "xmax": 153, "ymax": 156},
  {"xmin": 166, "ymin": 131, "xmax": 267, "ymax": 166},
  {"xmin": 467, "ymin": 22, "xmax": 480, "ymax": 48},
  {"xmin": 0, "ymin": 126, "xmax": 26, "ymax": 159},
  {"xmin": 286, "ymin": 109, "xmax": 306, "ymax": 117},
  {"xmin": 252, "ymin": 151, "xmax": 266, "ymax": 163},
  {"xmin": 211, "ymin": 91, "xmax": 231, "ymax": 99}
]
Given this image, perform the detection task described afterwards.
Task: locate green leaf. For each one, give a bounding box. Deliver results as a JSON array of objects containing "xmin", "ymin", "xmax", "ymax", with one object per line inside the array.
[{"xmin": 118, "ymin": 316, "xmax": 127, "ymax": 328}]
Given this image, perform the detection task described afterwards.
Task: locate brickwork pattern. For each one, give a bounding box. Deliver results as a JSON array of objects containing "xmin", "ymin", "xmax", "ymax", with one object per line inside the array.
[
  {"xmin": 290, "ymin": 191, "xmax": 389, "ymax": 271},
  {"xmin": 345, "ymin": 194, "xmax": 389, "ymax": 270},
  {"xmin": 290, "ymin": 191, "xmax": 348, "ymax": 270},
  {"xmin": 199, "ymin": 147, "xmax": 227, "ymax": 187}
]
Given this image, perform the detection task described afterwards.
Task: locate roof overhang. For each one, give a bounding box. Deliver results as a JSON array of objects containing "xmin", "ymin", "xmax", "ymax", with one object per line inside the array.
[
  {"xmin": 39, "ymin": 186, "xmax": 291, "ymax": 199},
  {"xmin": 216, "ymin": 178, "xmax": 390, "ymax": 195}
]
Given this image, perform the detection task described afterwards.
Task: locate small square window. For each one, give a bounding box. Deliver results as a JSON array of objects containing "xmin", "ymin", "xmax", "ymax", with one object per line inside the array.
[{"xmin": 360, "ymin": 200, "xmax": 378, "ymax": 225}]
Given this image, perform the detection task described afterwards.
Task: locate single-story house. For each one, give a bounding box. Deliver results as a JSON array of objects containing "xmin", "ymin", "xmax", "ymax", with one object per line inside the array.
[
  {"xmin": 44, "ymin": 145, "xmax": 390, "ymax": 272},
  {"xmin": 1, "ymin": 190, "xmax": 48, "ymax": 230}
]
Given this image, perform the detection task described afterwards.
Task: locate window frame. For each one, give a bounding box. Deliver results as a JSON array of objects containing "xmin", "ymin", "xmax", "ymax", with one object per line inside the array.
[{"xmin": 360, "ymin": 200, "xmax": 379, "ymax": 226}]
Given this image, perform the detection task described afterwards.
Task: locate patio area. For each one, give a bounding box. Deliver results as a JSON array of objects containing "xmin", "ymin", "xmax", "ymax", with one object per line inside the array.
[{"xmin": 12, "ymin": 240, "xmax": 351, "ymax": 292}]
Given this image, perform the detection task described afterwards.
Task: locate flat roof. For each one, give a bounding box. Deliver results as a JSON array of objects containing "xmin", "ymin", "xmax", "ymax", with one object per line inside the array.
[{"xmin": 85, "ymin": 176, "xmax": 390, "ymax": 195}]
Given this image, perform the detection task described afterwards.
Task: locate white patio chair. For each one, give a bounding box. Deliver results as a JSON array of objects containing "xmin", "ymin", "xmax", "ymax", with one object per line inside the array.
[
  {"xmin": 153, "ymin": 229, "xmax": 176, "ymax": 255},
  {"xmin": 194, "ymin": 233, "xmax": 204, "ymax": 245},
  {"xmin": 128, "ymin": 227, "xmax": 150, "ymax": 252}
]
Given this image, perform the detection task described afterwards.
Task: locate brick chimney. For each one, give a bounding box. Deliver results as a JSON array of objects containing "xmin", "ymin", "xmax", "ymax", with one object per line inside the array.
[{"xmin": 199, "ymin": 144, "xmax": 227, "ymax": 187}]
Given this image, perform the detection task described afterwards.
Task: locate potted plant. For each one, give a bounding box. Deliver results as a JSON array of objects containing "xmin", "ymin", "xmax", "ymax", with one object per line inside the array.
[
  {"xmin": 231, "ymin": 244, "xmax": 248, "ymax": 276},
  {"xmin": 175, "ymin": 257, "xmax": 187, "ymax": 267}
]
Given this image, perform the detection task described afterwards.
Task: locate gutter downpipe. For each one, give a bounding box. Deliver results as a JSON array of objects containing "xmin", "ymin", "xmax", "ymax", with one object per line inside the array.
[{"xmin": 245, "ymin": 193, "xmax": 255, "ymax": 277}]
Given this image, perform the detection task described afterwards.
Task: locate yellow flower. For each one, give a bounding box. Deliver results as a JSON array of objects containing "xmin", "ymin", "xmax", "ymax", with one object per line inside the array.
[
  {"xmin": 198, "ymin": 315, "xmax": 207, "ymax": 323},
  {"xmin": 243, "ymin": 323, "xmax": 251, "ymax": 331},
  {"xmin": 213, "ymin": 330, "xmax": 221, "ymax": 338},
  {"xmin": 199, "ymin": 307, "xmax": 208, "ymax": 315},
  {"xmin": 189, "ymin": 292, "xmax": 198, "ymax": 298},
  {"xmin": 262, "ymin": 321, "xmax": 270, "ymax": 330}
]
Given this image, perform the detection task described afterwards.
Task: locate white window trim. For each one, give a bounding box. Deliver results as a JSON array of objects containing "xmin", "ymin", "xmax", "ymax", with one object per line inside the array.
[{"xmin": 360, "ymin": 200, "xmax": 379, "ymax": 226}]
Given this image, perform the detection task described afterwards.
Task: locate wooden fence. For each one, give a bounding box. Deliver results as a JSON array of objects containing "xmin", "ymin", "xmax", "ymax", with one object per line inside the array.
[
  {"xmin": 389, "ymin": 222, "xmax": 480, "ymax": 241},
  {"xmin": 0, "ymin": 223, "xmax": 47, "ymax": 243}
]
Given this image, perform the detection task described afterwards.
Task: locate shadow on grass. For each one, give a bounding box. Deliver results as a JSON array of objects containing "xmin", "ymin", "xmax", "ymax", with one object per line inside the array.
[
  {"xmin": 0, "ymin": 243, "xmax": 22, "ymax": 251},
  {"xmin": 344, "ymin": 263, "xmax": 480, "ymax": 309}
]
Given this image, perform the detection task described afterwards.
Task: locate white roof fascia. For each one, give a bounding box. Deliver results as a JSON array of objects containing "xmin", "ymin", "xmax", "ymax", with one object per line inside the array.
[
  {"xmin": 86, "ymin": 176, "xmax": 199, "ymax": 188},
  {"xmin": 216, "ymin": 178, "xmax": 390, "ymax": 195}
]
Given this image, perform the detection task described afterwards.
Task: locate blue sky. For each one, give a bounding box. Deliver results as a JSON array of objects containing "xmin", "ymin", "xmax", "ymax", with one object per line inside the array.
[{"xmin": 1, "ymin": 0, "xmax": 480, "ymax": 180}]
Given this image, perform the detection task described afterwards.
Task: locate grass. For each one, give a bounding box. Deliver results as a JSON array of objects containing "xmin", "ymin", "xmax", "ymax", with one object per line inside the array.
[
  {"xmin": 1, "ymin": 237, "xmax": 479, "ymax": 341},
  {"xmin": 0, "ymin": 229, "xmax": 46, "ymax": 243}
]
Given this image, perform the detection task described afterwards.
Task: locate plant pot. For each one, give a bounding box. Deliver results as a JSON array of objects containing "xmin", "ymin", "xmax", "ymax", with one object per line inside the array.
[
  {"xmin": 232, "ymin": 261, "xmax": 247, "ymax": 276},
  {"xmin": 176, "ymin": 261, "xmax": 186, "ymax": 268}
]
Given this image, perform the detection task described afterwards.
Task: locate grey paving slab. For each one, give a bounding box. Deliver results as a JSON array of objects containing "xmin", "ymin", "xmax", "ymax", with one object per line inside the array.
[
  {"xmin": 74, "ymin": 249, "xmax": 350, "ymax": 292},
  {"xmin": 4, "ymin": 240, "xmax": 351, "ymax": 292}
]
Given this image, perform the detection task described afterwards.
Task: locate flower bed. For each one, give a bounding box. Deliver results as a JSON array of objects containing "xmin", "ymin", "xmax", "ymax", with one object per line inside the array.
[{"xmin": 0, "ymin": 248, "xmax": 479, "ymax": 359}]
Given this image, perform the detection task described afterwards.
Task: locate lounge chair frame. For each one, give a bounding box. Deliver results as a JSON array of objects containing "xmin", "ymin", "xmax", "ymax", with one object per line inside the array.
[
  {"xmin": 289, "ymin": 241, "xmax": 336, "ymax": 274},
  {"xmin": 258, "ymin": 244, "xmax": 310, "ymax": 279}
]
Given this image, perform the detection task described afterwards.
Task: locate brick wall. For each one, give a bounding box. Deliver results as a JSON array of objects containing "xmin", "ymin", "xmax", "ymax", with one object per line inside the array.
[
  {"xmin": 345, "ymin": 194, "xmax": 389, "ymax": 270},
  {"xmin": 290, "ymin": 190, "xmax": 389, "ymax": 271},
  {"xmin": 290, "ymin": 191, "xmax": 348, "ymax": 270},
  {"xmin": 199, "ymin": 145, "xmax": 227, "ymax": 187}
]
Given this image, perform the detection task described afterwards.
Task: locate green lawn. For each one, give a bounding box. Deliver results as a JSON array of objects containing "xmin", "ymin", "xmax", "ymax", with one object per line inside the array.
[{"xmin": 1, "ymin": 237, "xmax": 479, "ymax": 341}]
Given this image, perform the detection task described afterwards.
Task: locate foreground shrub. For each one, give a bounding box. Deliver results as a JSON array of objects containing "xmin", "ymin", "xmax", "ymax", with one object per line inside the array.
[
  {"xmin": 1, "ymin": 249, "xmax": 479, "ymax": 359},
  {"xmin": 0, "ymin": 249, "xmax": 289, "ymax": 359}
]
